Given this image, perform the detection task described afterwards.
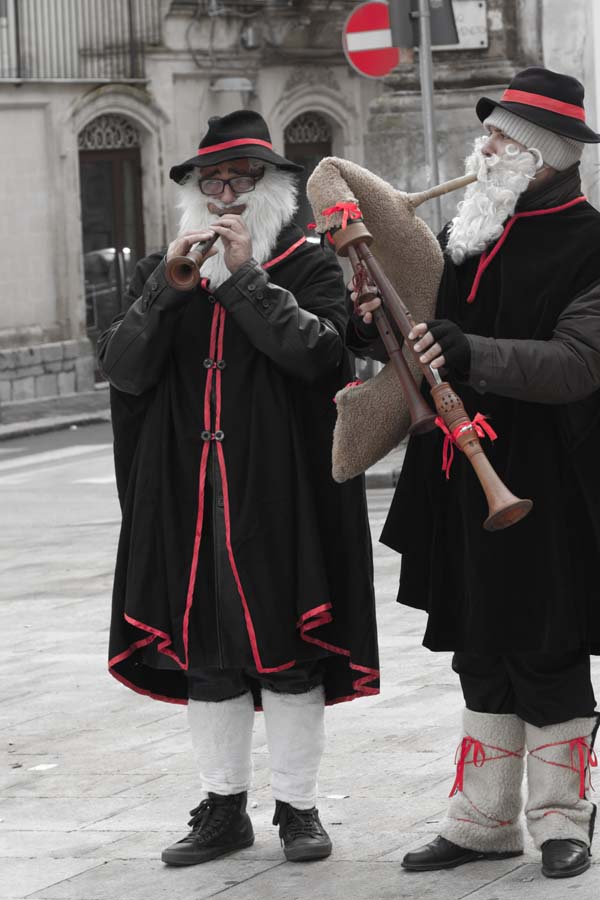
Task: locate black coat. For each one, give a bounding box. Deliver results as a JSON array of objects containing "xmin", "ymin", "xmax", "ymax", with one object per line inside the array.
[
  {"xmin": 99, "ymin": 225, "xmax": 379, "ymax": 705},
  {"xmin": 379, "ymin": 167, "xmax": 600, "ymax": 654}
]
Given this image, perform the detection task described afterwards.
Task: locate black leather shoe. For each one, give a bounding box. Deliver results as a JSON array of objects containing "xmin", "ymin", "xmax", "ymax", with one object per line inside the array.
[
  {"xmin": 401, "ymin": 835, "xmax": 523, "ymax": 871},
  {"xmin": 541, "ymin": 839, "xmax": 591, "ymax": 879},
  {"xmin": 161, "ymin": 792, "xmax": 254, "ymax": 866},
  {"xmin": 273, "ymin": 800, "xmax": 332, "ymax": 862}
]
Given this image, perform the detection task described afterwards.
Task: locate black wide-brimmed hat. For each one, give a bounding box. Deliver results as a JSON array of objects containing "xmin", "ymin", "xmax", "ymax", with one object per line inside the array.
[
  {"xmin": 477, "ymin": 66, "xmax": 600, "ymax": 143},
  {"xmin": 169, "ymin": 110, "xmax": 304, "ymax": 184}
]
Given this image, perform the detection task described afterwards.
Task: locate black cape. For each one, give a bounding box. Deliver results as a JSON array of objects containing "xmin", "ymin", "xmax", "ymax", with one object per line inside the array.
[
  {"xmin": 104, "ymin": 227, "xmax": 380, "ymax": 705},
  {"xmin": 382, "ymin": 185, "xmax": 600, "ymax": 654}
]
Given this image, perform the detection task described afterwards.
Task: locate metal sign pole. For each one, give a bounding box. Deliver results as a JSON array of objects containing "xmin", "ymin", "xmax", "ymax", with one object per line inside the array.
[{"xmin": 417, "ymin": 0, "xmax": 442, "ymax": 233}]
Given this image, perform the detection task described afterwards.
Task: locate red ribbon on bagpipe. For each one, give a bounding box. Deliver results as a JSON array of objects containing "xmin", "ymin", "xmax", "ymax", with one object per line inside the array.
[
  {"xmin": 436, "ymin": 413, "xmax": 497, "ymax": 479},
  {"xmin": 320, "ymin": 201, "xmax": 363, "ymax": 231}
]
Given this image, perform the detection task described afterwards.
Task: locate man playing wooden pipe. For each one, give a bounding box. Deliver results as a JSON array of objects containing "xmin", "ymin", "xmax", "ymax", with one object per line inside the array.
[
  {"xmin": 350, "ymin": 67, "xmax": 600, "ymax": 880},
  {"xmin": 98, "ymin": 110, "xmax": 379, "ymax": 867}
]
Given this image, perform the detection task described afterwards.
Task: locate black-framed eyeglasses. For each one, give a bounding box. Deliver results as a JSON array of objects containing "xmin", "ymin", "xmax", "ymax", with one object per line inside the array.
[{"xmin": 198, "ymin": 171, "xmax": 264, "ymax": 196}]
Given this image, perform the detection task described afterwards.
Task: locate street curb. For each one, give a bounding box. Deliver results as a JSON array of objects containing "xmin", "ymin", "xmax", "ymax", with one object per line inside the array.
[{"xmin": 0, "ymin": 411, "xmax": 111, "ymax": 441}]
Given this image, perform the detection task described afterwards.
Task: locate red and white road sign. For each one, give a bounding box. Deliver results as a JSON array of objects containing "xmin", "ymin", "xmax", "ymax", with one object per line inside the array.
[{"xmin": 343, "ymin": 1, "xmax": 400, "ymax": 79}]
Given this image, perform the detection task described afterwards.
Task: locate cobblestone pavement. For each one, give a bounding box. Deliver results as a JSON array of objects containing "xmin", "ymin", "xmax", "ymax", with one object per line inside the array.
[{"xmin": 0, "ymin": 425, "xmax": 598, "ymax": 899}]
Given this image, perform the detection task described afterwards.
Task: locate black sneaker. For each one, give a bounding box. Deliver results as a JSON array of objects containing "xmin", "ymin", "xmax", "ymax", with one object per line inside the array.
[
  {"xmin": 161, "ymin": 792, "xmax": 254, "ymax": 866},
  {"xmin": 273, "ymin": 800, "xmax": 332, "ymax": 862}
]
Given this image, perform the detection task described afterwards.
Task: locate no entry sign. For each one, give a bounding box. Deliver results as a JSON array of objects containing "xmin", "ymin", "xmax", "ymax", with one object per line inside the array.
[{"xmin": 343, "ymin": 1, "xmax": 400, "ymax": 79}]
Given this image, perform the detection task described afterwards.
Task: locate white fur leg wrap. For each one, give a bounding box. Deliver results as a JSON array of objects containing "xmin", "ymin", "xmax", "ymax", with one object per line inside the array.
[
  {"xmin": 187, "ymin": 693, "xmax": 254, "ymax": 795},
  {"xmin": 525, "ymin": 715, "xmax": 599, "ymax": 849},
  {"xmin": 439, "ymin": 710, "xmax": 525, "ymax": 853},
  {"xmin": 262, "ymin": 685, "xmax": 325, "ymax": 810}
]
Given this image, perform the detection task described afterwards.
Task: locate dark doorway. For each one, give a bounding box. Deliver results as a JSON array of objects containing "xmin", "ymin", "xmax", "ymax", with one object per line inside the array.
[
  {"xmin": 284, "ymin": 112, "xmax": 333, "ymax": 233},
  {"xmin": 79, "ymin": 146, "xmax": 145, "ymax": 364}
]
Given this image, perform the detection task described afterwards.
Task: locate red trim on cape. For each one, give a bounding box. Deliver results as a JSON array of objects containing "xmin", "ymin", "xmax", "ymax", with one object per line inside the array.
[
  {"xmin": 298, "ymin": 603, "xmax": 380, "ymax": 697},
  {"xmin": 501, "ymin": 89, "xmax": 586, "ymax": 122},
  {"xmin": 467, "ymin": 196, "xmax": 587, "ymax": 304},
  {"xmin": 197, "ymin": 138, "xmax": 273, "ymax": 156},
  {"xmin": 109, "ymin": 666, "xmax": 187, "ymax": 705},
  {"xmin": 181, "ymin": 304, "xmax": 222, "ymax": 665},
  {"xmin": 263, "ymin": 237, "xmax": 307, "ymax": 269}
]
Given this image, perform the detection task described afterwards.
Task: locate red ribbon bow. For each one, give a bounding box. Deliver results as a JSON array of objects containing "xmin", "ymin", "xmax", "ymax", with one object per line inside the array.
[
  {"xmin": 320, "ymin": 201, "xmax": 363, "ymax": 230},
  {"xmin": 450, "ymin": 737, "xmax": 486, "ymax": 797},
  {"xmin": 435, "ymin": 413, "xmax": 497, "ymax": 479},
  {"xmin": 570, "ymin": 737, "xmax": 598, "ymax": 799}
]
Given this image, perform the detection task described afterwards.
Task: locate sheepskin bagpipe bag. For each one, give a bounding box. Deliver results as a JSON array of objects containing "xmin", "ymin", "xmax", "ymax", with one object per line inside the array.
[{"xmin": 306, "ymin": 157, "xmax": 443, "ymax": 483}]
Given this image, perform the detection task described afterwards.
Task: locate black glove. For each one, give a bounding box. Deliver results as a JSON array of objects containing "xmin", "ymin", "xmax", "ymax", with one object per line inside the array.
[{"xmin": 426, "ymin": 319, "xmax": 471, "ymax": 377}]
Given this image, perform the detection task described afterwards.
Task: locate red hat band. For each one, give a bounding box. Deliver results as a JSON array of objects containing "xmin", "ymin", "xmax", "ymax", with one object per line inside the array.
[
  {"xmin": 197, "ymin": 138, "xmax": 273, "ymax": 156},
  {"xmin": 501, "ymin": 89, "xmax": 586, "ymax": 122}
]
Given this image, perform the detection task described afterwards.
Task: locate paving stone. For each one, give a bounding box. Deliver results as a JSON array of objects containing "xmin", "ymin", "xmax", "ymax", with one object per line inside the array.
[
  {"xmin": 1, "ymin": 859, "xmax": 102, "ymax": 898},
  {"xmin": 28, "ymin": 858, "xmax": 283, "ymax": 900}
]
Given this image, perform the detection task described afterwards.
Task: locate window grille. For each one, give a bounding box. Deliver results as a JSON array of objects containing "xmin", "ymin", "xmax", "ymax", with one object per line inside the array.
[
  {"xmin": 284, "ymin": 113, "xmax": 332, "ymax": 145},
  {"xmin": 78, "ymin": 115, "xmax": 142, "ymax": 151}
]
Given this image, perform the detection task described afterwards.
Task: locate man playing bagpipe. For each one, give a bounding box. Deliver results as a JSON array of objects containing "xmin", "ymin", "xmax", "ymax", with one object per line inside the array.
[{"xmin": 349, "ymin": 67, "xmax": 600, "ymax": 880}]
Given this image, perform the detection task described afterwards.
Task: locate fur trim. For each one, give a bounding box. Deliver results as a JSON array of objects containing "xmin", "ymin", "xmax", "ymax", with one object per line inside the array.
[
  {"xmin": 188, "ymin": 693, "xmax": 255, "ymax": 795},
  {"xmin": 525, "ymin": 715, "xmax": 599, "ymax": 849},
  {"xmin": 262, "ymin": 685, "xmax": 325, "ymax": 809},
  {"xmin": 439, "ymin": 710, "xmax": 525, "ymax": 853}
]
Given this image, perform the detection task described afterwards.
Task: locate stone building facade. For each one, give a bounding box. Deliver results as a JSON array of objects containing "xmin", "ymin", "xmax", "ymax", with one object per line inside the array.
[{"xmin": 1, "ymin": 0, "xmax": 599, "ymax": 420}]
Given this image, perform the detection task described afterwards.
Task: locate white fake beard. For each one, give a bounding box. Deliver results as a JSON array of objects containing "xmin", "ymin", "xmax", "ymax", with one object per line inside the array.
[
  {"xmin": 176, "ymin": 166, "xmax": 298, "ymax": 287},
  {"xmin": 445, "ymin": 136, "xmax": 542, "ymax": 265}
]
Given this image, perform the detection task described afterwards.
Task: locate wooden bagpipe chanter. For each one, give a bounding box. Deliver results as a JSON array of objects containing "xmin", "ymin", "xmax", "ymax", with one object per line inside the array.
[{"xmin": 306, "ymin": 158, "xmax": 532, "ymax": 531}]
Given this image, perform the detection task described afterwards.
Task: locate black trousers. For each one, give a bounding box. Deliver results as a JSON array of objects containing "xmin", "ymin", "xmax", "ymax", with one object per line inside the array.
[
  {"xmin": 453, "ymin": 650, "xmax": 596, "ymax": 727},
  {"xmin": 188, "ymin": 660, "xmax": 324, "ymax": 702}
]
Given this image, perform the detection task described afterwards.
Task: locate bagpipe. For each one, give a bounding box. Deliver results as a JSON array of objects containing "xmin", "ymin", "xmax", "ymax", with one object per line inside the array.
[{"xmin": 307, "ymin": 158, "xmax": 532, "ymax": 531}]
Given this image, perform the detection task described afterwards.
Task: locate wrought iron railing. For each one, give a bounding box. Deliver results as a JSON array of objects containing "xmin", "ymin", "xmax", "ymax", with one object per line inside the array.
[{"xmin": 0, "ymin": 0, "xmax": 161, "ymax": 81}]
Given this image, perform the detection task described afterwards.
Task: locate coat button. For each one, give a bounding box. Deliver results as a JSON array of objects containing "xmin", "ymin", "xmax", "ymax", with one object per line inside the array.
[
  {"xmin": 256, "ymin": 290, "xmax": 264, "ymax": 300},
  {"xmin": 201, "ymin": 430, "xmax": 211, "ymax": 441},
  {"xmin": 479, "ymin": 379, "xmax": 487, "ymax": 388},
  {"xmin": 217, "ymin": 360, "xmax": 226, "ymax": 370},
  {"xmin": 247, "ymin": 283, "xmax": 256, "ymax": 292},
  {"xmin": 261, "ymin": 300, "xmax": 270, "ymax": 309},
  {"xmin": 203, "ymin": 358, "xmax": 214, "ymax": 368},
  {"xmin": 214, "ymin": 430, "xmax": 225, "ymax": 442},
  {"xmin": 208, "ymin": 294, "xmax": 217, "ymax": 304}
]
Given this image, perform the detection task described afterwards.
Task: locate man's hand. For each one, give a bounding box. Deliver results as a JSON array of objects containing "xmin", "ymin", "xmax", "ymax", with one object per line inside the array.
[
  {"xmin": 208, "ymin": 214, "xmax": 253, "ymax": 274},
  {"xmin": 166, "ymin": 230, "xmax": 219, "ymax": 262},
  {"xmin": 348, "ymin": 283, "xmax": 382, "ymax": 325},
  {"xmin": 408, "ymin": 319, "xmax": 471, "ymax": 374}
]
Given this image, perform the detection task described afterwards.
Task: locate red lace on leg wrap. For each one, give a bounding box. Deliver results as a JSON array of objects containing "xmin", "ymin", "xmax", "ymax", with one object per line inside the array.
[{"xmin": 528, "ymin": 736, "xmax": 598, "ymax": 799}]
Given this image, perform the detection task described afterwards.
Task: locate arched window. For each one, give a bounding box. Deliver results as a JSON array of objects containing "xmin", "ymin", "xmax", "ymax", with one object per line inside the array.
[
  {"xmin": 284, "ymin": 112, "xmax": 333, "ymax": 232},
  {"xmin": 78, "ymin": 114, "xmax": 145, "ymax": 366}
]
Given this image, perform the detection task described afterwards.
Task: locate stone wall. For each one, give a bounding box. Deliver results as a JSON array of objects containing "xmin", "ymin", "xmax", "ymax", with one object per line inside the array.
[{"xmin": 0, "ymin": 340, "xmax": 95, "ymax": 407}]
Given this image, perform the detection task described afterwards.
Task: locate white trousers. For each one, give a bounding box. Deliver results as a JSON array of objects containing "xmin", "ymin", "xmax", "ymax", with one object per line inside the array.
[{"xmin": 188, "ymin": 685, "xmax": 326, "ymax": 808}]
